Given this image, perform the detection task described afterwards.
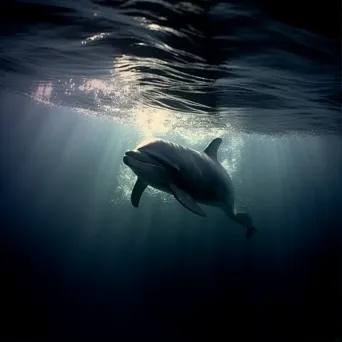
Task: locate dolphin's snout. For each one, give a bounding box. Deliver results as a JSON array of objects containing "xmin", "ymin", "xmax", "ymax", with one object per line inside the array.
[
  {"xmin": 123, "ymin": 155, "xmax": 129, "ymax": 165},
  {"xmin": 123, "ymin": 150, "xmax": 139, "ymax": 166},
  {"xmin": 124, "ymin": 150, "xmax": 138, "ymax": 158},
  {"xmin": 123, "ymin": 149, "xmax": 161, "ymax": 166}
]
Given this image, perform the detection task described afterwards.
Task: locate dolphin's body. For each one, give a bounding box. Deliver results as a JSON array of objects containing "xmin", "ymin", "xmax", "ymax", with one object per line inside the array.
[{"xmin": 123, "ymin": 137, "xmax": 257, "ymax": 239}]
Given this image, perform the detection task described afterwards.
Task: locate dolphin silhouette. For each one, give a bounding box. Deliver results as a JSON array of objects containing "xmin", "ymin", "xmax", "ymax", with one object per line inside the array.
[{"xmin": 123, "ymin": 137, "xmax": 258, "ymax": 239}]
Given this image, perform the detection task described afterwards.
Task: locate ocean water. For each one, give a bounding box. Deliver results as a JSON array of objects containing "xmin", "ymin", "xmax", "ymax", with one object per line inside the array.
[{"xmin": 0, "ymin": 0, "xmax": 341, "ymax": 341}]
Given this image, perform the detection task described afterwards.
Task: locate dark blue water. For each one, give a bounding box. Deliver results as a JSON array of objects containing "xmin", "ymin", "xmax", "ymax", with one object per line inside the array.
[{"xmin": 0, "ymin": 1, "xmax": 341, "ymax": 341}]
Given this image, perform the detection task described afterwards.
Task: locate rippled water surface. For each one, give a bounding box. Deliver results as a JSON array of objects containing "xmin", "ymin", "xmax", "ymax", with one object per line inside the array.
[{"xmin": 0, "ymin": 0, "xmax": 340, "ymax": 134}]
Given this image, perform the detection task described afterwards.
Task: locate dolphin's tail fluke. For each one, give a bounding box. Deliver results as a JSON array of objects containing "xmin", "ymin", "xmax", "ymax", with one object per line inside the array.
[{"xmin": 235, "ymin": 213, "xmax": 258, "ymax": 240}]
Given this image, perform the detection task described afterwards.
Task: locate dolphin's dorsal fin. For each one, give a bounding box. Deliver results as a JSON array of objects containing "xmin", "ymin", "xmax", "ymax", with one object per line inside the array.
[{"xmin": 203, "ymin": 138, "xmax": 222, "ymax": 161}]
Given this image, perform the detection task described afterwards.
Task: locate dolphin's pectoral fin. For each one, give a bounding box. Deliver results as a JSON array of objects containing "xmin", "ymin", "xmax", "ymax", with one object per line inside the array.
[
  {"xmin": 169, "ymin": 184, "xmax": 206, "ymax": 217},
  {"xmin": 131, "ymin": 178, "xmax": 148, "ymax": 207},
  {"xmin": 203, "ymin": 137, "xmax": 222, "ymax": 161}
]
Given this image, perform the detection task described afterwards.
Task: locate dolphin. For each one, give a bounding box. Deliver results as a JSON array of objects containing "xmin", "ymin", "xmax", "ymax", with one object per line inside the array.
[{"xmin": 123, "ymin": 137, "xmax": 258, "ymax": 239}]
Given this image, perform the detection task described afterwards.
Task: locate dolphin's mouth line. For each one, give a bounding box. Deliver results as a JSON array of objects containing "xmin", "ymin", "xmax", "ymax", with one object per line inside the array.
[
  {"xmin": 125, "ymin": 155, "xmax": 154, "ymax": 165},
  {"xmin": 124, "ymin": 152, "xmax": 163, "ymax": 168}
]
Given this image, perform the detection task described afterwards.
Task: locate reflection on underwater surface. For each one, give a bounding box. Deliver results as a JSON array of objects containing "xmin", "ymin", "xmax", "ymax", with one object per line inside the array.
[{"xmin": 0, "ymin": 0, "xmax": 340, "ymax": 134}]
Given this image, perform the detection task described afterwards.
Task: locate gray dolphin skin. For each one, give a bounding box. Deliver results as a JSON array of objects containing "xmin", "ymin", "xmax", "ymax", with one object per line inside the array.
[{"xmin": 123, "ymin": 137, "xmax": 258, "ymax": 239}]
